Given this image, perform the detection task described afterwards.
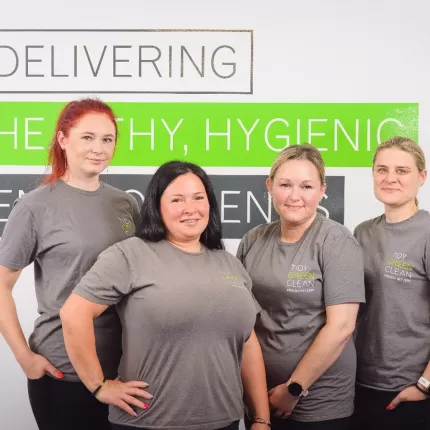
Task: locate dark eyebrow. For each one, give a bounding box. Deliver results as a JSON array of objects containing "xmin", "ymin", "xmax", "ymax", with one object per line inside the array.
[{"xmin": 172, "ymin": 191, "xmax": 205, "ymax": 197}]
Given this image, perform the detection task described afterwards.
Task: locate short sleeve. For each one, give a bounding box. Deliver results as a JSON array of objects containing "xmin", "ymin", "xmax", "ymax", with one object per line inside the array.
[
  {"xmin": 236, "ymin": 227, "xmax": 258, "ymax": 264},
  {"xmin": 233, "ymin": 248, "xmax": 262, "ymax": 314},
  {"xmin": 236, "ymin": 239, "xmax": 245, "ymax": 263},
  {"xmin": 0, "ymin": 200, "xmax": 38, "ymax": 270},
  {"xmin": 130, "ymin": 196, "xmax": 142, "ymax": 234},
  {"xmin": 322, "ymin": 234, "xmax": 366, "ymax": 307},
  {"xmin": 353, "ymin": 226, "xmax": 358, "ymax": 239},
  {"xmin": 352, "ymin": 224, "xmax": 362, "ymax": 245},
  {"xmin": 73, "ymin": 244, "xmax": 133, "ymax": 306},
  {"xmin": 425, "ymin": 236, "xmax": 430, "ymax": 282}
]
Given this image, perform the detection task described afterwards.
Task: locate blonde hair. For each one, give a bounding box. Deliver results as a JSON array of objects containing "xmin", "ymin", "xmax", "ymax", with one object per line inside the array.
[
  {"xmin": 269, "ymin": 143, "xmax": 326, "ymax": 185},
  {"xmin": 373, "ymin": 136, "xmax": 426, "ymax": 207}
]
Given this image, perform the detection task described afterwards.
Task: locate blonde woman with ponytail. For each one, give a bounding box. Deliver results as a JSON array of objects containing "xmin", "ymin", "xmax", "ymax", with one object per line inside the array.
[{"xmin": 352, "ymin": 136, "xmax": 430, "ymax": 429}]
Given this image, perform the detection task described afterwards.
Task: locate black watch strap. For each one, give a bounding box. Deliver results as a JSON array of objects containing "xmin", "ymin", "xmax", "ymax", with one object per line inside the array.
[{"xmin": 415, "ymin": 383, "xmax": 430, "ymax": 397}]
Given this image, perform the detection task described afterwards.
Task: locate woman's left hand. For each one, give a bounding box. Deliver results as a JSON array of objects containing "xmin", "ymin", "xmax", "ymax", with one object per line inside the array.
[
  {"xmin": 387, "ymin": 386, "xmax": 427, "ymax": 410},
  {"xmin": 268, "ymin": 383, "xmax": 299, "ymax": 419}
]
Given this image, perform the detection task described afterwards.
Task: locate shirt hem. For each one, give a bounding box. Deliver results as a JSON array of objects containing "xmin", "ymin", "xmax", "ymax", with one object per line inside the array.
[
  {"xmin": 290, "ymin": 407, "xmax": 353, "ymax": 422},
  {"xmin": 356, "ymin": 382, "xmax": 407, "ymax": 392},
  {"xmin": 46, "ymin": 373, "xmax": 82, "ymax": 383},
  {"xmin": 108, "ymin": 417, "xmax": 241, "ymax": 430}
]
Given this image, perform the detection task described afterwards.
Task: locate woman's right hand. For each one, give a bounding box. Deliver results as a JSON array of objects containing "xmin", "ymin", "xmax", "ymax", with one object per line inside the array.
[
  {"xmin": 19, "ymin": 351, "xmax": 64, "ymax": 380},
  {"xmin": 96, "ymin": 379, "xmax": 153, "ymax": 416}
]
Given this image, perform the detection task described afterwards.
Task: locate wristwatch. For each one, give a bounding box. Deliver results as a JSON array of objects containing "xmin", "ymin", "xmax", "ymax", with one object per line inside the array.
[
  {"xmin": 286, "ymin": 378, "xmax": 309, "ymax": 398},
  {"xmin": 418, "ymin": 376, "xmax": 430, "ymax": 394}
]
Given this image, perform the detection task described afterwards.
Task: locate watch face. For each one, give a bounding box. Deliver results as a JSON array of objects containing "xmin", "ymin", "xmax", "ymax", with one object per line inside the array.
[{"xmin": 288, "ymin": 382, "xmax": 303, "ymax": 397}]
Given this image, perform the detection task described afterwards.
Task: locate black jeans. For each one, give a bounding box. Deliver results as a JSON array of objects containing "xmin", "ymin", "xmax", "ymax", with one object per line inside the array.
[
  {"xmin": 244, "ymin": 416, "xmax": 350, "ymax": 430},
  {"xmin": 111, "ymin": 421, "xmax": 239, "ymax": 430},
  {"xmin": 28, "ymin": 375, "xmax": 110, "ymax": 430},
  {"xmin": 351, "ymin": 385, "xmax": 430, "ymax": 430}
]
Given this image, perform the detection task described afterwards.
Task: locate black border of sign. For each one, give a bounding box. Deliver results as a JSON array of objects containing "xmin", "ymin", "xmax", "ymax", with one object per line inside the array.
[{"xmin": 0, "ymin": 29, "xmax": 254, "ymax": 94}]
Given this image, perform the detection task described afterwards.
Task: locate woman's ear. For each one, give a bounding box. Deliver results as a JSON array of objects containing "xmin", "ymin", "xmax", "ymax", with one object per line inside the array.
[
  {"xmin": 57, "ymin": 131, "xmax": 66, "ymax": 150},
  {"xmin": 266, "ymin": 177, "xmax": 273, "ymax": 196}
]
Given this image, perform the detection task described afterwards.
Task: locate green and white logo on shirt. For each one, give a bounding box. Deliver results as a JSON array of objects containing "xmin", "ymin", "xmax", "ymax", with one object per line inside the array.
[
  {"xmin": 384, "ymin": 252, "xmax": 414, "ymax": 283},
  {"xmin": 286, "ymin": 264, "xmax": 316, "ymax": 292},
  {"xmin": 219, "ymin": 271, "xmax": 247, "ymax": 290},
  {"xmin": 119, "ymin": 217, "xmax": 134, "ymax": 236}
]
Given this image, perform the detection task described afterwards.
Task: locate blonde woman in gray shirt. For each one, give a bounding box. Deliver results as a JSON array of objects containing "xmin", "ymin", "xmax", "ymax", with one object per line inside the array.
[
  {"xmin": 238, "ymin": 144, "xmax": 365, "ymax": 430},
  {"xmin": 352, "ymin": 136, "xmax": 430, "ymax": 429}
]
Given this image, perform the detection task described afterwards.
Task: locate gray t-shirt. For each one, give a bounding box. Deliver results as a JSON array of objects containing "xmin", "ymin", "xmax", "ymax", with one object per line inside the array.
[
  {"xmin": 0, "ymin": 179, "xmax": 140, "ymax": 381},
  {"xmin": 74, "ymin": 238, "xmax": 257, "ymax": 430},
  {"xmin": 237, "ymin": 214, "xmax": 366, "ymax": 422},
  {"xmin": 354, "ymin": 209, "xmax": 430, "ymax": 391}
]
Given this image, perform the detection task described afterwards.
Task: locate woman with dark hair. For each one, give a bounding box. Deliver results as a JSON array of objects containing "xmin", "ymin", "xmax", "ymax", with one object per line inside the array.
[
  {"xmin": 60, "ymin": 161, "xmax": 271, "ymax": 430},
  {"xmin": 138, "ymin": 161, "xmax": 223, "ymax": 250},
  {"xmin": 0, "ymin": 98, "xmax": 140, "ymax": 430}
]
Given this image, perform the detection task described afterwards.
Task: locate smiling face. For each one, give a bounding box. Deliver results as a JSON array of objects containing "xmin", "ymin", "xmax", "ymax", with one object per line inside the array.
[
  {"xmin": 373, "ymin": 148, "xmax": 426, "ymax": 207},
  {"xmin": 58, "ymin": 112, "xmax": 116, "ymax": 179},
  {"xmin": 160, "ymin": 172, "xmax": 210, "ymax": 244},
  {"xmin": 267, "ymin": 159, "xmax": 326, "ymax": 226}
]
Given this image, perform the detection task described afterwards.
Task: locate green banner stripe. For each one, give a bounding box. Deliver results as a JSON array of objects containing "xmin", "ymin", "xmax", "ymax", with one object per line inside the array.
[{"xmin": 0, "ymin": 102, "xmax": 418, "ymax": 167}]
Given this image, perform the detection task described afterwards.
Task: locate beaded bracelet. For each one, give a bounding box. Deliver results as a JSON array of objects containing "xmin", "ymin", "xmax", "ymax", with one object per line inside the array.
[{"xmin": 253, "ymin": 417, "xmax": 271, "ymax": 427}]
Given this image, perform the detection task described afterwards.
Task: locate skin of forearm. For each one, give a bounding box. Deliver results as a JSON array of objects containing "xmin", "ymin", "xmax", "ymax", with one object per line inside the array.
[
  {"xmin": 290, "ymin": 323, "xmax": 352, "ymax": 390},
  {"xmin": 241, "ymin": 331, "xmax": 270, "ymax": 420},
  {"xmin": 61, "ymin": 312, "xmax": 104, "ymax": 391},
  {"xmin": 0, "ymin": 285, "xmax": 33, "ymax": 364}
]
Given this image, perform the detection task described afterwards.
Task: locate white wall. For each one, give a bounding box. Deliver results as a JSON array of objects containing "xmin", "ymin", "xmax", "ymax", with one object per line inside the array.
[{"xmin": 1, "ymin": 1, "xmax": 430, "ymax": 429}]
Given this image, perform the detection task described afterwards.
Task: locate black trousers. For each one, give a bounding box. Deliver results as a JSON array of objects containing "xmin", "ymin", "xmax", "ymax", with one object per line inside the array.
[
  {"xmin": 351, "ymin": 385, "xmax": 430, "ymax": 430},
  {"xmin": 28, "ymin": 375, "xmax": 110, "ymax": 430},
  {"xmin": 111, "ymin": 420, "xmax": 239, "ymax": 430},
  {"xmin": 244, "ymin": 416, "xmax": 350, "ymax": 430}
]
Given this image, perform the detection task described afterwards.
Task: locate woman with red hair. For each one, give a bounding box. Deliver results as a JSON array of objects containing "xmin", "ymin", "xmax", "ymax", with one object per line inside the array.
[{"xmin": 0, "ymin": 98, "xmax": 140, "ymax": 430}]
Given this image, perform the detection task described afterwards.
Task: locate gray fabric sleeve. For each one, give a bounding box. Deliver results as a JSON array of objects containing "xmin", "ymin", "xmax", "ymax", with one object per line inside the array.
[
  {"xmin": 236, "ymin": 226, "xmax": 258, "ymax": 263},
  {"xmin": 234, "ymin": 242, "xmax": 262, "ymax": 314},
  {"xmin": 352, "ymin": 226, "xmax": 358, "ymax": 239},
  {"xmin": 322, "ymin": 234, "xmax": 366, "ymax": 307},
  {"xmin": 240, "ymin": 261, "xmax": 262, "ymax": 314},
  {"xmin": 425, "ymin": 235, "xmax": 430, "ymax": 282},
  {"xmin": 352, "ymin": 223, "xmax": 363, "ymax": 244},
  {"xmin": 236, "ymin": 238, "xmax": 245, "ymax": 263},
  {"xmin": 130, "ymin": 196, "xmax": 142, "ymax": 233},
  {"xmin": 0, "ymin": 200, "xmax": 38, "ymax": 270},
  {"xmin": 73, "ymin": 244, "xmax": 133, "ymax": 305}
]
